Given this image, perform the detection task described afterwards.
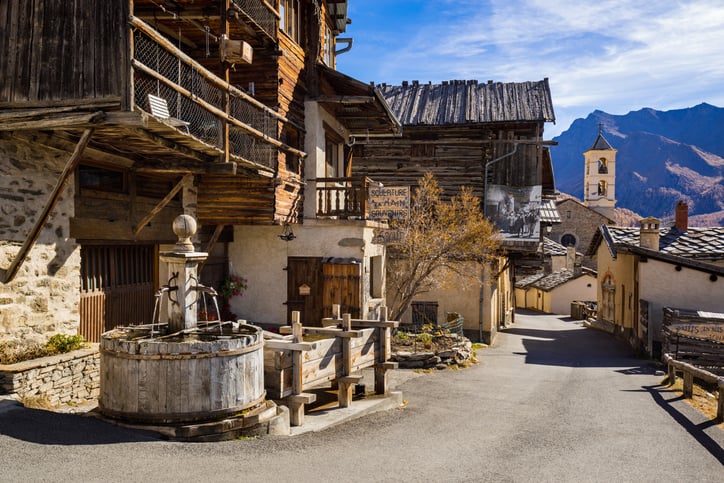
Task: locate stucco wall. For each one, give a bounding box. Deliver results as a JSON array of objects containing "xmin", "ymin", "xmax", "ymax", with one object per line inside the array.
[
  {"xmin": 550, "ymin": 275, "xmax": 597, "ymax": 315},
  {"xmin": 229, "ymin": 221, "xmax": 385, "ymax": 326},
  {"xmin": 639, "ymin": 259, "xmax": 724, "ymax": 347},
  {"xmin": 0, "ymin": 135, "xmax": 80, "ymax": 345}
]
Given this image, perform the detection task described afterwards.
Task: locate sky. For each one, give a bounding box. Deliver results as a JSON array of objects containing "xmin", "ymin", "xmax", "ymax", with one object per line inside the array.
[{"xmin": 336, "ymin": 0, "xmax": 724, "ymax": 138}]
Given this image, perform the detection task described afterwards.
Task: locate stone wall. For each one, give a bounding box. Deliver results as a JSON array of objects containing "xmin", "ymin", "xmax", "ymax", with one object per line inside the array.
[
  {"xmin": 0, "ymin": 346, "xmax": 100, "ymax": 406},
  {"xmin": 0, "ymin": 134, "xmax": 81, "ymax": 345}
]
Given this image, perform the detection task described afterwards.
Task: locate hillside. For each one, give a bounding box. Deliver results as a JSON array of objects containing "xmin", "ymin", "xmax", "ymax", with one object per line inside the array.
[{"xmin": 550, "ymin": 103, "xmax": 724, "ymax": 226}]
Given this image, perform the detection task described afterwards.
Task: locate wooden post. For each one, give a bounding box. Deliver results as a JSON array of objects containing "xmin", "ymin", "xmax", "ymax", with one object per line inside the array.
[
  {"xmin": 668, "ymin": 360, "xmax": 676, "ymax": 385},
  {"xmin": 375, "ymin": 306, "xmax": 398, "ymax": 395},
  {"xmin": 683, "ymin": 371, "xmax": 693, "ymax": 399},
  {"xmin": 333, "ymin": 304, "xmax": 341, "ymax": 320},
  {"xmin": 717, "ymin": 379, "xmax": 724, "ymax": 423},
  {"xmin": 338, "ymin": 313, "xmax": 360, "ymax": 408},
  {"xmin": 286, "ymin": 311, "xmax": 316, "ymax": 426}
]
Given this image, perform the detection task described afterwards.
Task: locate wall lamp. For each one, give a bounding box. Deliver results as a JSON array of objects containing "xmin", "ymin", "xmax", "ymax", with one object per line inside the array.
[{"xmin": 279, "ymin": 223, "xmax": 296, "ymax": 241}]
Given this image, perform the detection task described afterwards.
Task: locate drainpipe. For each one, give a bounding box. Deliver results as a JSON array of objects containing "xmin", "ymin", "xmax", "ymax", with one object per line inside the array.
[
  {"xmin": 480, "ymin": 143, "xmax": 518, "ymax": 343},
  {"xmin": 335, "ymin": 38, "xmax": 353, "ymax": 56}
]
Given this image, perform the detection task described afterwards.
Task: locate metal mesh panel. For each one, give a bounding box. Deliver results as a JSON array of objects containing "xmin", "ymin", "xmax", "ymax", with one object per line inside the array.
[
  {"xmin": 133, "ymin": 29, "xmax": 279, "ymax": 167},
  {"xmin": 233, "ymin": 0, "xmax": 277, "ymax": 41}
]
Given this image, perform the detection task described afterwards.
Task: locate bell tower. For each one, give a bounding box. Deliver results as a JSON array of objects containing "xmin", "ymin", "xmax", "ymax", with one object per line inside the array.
[{"xmin": 583, "ymin": 124, "xmax": 617, "ymax": 220}]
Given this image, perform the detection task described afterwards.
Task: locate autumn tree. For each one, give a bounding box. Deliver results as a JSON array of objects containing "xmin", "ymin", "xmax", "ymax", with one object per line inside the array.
[{"xmin": 385, "ymin": 173, "xmax": 501, "ymax": 321}]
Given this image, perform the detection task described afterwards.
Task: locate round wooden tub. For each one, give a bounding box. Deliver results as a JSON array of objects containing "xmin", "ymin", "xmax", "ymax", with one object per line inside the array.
[{"xmin": 99, "ymin": 324, "xmax": 264, "ymax": 424}]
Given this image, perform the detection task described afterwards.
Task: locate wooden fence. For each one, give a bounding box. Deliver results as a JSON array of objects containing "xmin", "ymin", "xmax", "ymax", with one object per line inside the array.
[{"xmin": 663, "ymin": 353, "xmax": 724, "ymax": 423}]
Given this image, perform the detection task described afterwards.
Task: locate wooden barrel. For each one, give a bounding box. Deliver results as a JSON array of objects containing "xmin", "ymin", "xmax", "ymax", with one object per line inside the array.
[{"xmin": 99, "ymin": 325, "xmax": 264, "ymax": 424}]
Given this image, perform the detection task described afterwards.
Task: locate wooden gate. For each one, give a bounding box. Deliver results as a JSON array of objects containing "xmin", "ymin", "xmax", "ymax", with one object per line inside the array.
[
  {"xmin": 79, "ymin": 244, "xmax": 157, "ymax": 342},
  {"xmin": 286, "ymin": 257, "xmax": 361, "ymax": 326},
  {"xmin": 322, "ymin": 262, "xmax": 360, "ymax": 319}
]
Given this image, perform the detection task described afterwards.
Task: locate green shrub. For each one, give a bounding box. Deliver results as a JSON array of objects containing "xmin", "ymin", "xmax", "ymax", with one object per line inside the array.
[
  {"xmin": 416, "ymin": 332, "xmax": 432, "ymax": 345},
  {"xmin": 0, "ymin": 334, "xmax": 87, "ymax": 365},
  {"xmin": 44, "ymin": 334, "xmax": 86, "ymax": 355}
]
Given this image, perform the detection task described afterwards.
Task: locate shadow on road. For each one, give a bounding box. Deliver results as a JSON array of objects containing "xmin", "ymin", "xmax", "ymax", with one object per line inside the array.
[
  {"xmin": 0, "ymin": 403, "xmax": 159, "ymax": 445},
  {"xmin": 502, "ymin": 324, "xmax": 651, "ymax": 369},
  {"xmin": 644, "ymin": 385, "xmax": 724, "ymax": 464}
]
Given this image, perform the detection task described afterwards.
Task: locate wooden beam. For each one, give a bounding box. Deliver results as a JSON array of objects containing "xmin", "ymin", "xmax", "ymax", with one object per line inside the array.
[
  {"xmin": 313, "ymin": 95, "xmax": 376, "ymax": 104},
  {"xmin": 1, "ymin": 128, "xmax": 95, "ymax": 283},
  {"xmin": 134, "ymin": 173, "xmax": 193, "ymax": 236},
  {"xmin": 19, "ymin": 131, "xmax": 138, "ymax": 168},
  {"xmin": 0, "ymin": 111, "xmax": 106, "ymax": 131},
  {"xmin": 198, "ymin": 224, "xmax": 225, "ymax": 273}
]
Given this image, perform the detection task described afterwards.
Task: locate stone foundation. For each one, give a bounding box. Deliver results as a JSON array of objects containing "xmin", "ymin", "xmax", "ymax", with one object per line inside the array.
[{"xmin": 0, "ymin": 346, "xmax": 100, "ymax": 406}]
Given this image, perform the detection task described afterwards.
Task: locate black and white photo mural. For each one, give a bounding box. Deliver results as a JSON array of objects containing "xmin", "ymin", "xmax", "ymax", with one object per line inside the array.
[{"xmin": 485, "ymin": 185, "xmax": 541, "ymax": 240}]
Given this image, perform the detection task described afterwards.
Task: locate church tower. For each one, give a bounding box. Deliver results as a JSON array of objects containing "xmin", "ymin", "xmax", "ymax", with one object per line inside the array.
[{"xmin": 583, "ymin": 126, "xmax": 617, "ymax": 220}]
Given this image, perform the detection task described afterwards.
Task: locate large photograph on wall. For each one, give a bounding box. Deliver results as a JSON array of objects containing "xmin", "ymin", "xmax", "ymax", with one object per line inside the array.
[{"xmin": 485, "ymin": 185, "xmax": 541, "ymax": 241}]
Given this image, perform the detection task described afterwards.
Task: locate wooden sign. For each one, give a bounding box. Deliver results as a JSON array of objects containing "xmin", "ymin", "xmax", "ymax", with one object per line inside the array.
[
  {"xmin": 298, "ymin": 284, "xmax": 311, "ymax": 296},
  {"xmin": 368, "ymin": 186, "xmax": 410, "ymax": 220},
  {"xmin": 668, "ymin": 323, "xmax": 724, "ymax": 342}
]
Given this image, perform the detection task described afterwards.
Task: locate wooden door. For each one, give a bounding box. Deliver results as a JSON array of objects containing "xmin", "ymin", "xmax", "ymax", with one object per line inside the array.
[
  {"xmin": 322, "ymin": 262, "xmax": 361, "ymax": 319},
  {"xmin": 286, "ymin": 257, "xmax": 324, "ymax": 326},
  {"xmin": 286, "ymin": 258, "xmax": 362, "ymax": 326},
  {"xmin": 79, "ymin": 244, "xmax": 156, "ymax": 342}
]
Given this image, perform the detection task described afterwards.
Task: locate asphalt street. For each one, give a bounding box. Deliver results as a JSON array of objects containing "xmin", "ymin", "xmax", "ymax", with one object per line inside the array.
[{"xmin": 1, "ymin": 311, "xmax": 722, "ymax": 482}]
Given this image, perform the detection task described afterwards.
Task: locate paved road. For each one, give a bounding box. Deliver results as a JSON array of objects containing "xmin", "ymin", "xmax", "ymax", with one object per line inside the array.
[{"xmin": 1, "ymin": 312, "xmax": 722, "ymax": 482}]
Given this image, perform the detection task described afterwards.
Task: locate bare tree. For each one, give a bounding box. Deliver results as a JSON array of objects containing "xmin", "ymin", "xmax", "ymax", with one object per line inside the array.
[{"xmin": 385, "ymin": 173, "xmax": 501, "ymax": 321}]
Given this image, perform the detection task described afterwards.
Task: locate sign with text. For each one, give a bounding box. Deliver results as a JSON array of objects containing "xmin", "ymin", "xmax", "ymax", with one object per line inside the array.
[{"xmin": 368, "ymin": 186, "xmax": 410, "ymax": 220}]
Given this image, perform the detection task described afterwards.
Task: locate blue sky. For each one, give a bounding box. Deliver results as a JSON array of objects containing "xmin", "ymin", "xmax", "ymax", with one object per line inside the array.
[{"xmin": 336, "ymin": 0, "xmax": 724, "ymax": 138}]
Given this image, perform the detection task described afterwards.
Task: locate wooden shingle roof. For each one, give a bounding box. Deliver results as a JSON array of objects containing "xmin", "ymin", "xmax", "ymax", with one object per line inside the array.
[{"xmin": 378, "ymin": 79, "xmax": 555, "ymax": 126}]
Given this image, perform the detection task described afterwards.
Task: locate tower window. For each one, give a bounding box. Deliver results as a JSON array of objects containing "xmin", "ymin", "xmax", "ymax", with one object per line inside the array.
[
  {"xmin": 598, "ymin": 180, "xmax": 607, "ymax": 196},
  {"xmin": 598, "ymin": 158, "xmax": 608, "ymax": 174}
]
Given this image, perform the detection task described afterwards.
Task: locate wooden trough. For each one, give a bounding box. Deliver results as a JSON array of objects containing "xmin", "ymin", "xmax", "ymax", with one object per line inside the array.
[
  {"xmin": 100, "ymin": 323, "xmax": 265, "ymax": 424},
  {"xmin": 264, "ymin": 307, "xmax": 399, "ymax": 426}
]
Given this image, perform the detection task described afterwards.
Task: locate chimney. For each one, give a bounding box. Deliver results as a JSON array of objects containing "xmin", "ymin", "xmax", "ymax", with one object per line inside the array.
[
  {"xmin": 566, "ymin": 245, "xmax": 582, "ymax": 276},
  {"xmin": 675, "ymin": 200, "xmax": 688, "ymax": 231},
  {"xmin": 566, "ymin": 246, "xmax": 576, "ymax": 271},
  {"xmin": 639, "ymin": 217, "xmax": 661, "ymax": 250}
]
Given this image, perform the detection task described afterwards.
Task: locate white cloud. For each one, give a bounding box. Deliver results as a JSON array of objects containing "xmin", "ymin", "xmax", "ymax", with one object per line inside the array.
[{"xmin": 339, "ymin": 0, "xmax": 724, "ymax": 136}]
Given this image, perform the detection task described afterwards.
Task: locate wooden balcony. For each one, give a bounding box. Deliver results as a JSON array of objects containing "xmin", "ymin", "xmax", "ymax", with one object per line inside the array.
[
  {"xmin": 130, "ymin": 16, "xmax": 302, "ymax": 173},
  {"xmin": 315, "ymin": 177, "xmax": 371, "ymax": 219}
]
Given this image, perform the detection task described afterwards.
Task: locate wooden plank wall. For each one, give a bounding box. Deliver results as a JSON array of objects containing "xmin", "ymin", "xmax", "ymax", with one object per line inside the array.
[
  {"xmin": 353, "ymin": 125, "xmax": 541, "ymax": 200},
  {"xmin": 198, "ymin": 175, "xmax": 277, "ymax": 224},
  {"xmin": 0, "ymin": 0, "xmax": 127, "ymax": 105}
]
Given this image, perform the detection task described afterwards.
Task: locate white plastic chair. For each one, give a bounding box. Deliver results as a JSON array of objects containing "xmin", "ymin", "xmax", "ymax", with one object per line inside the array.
[{"xmin": 148, "ymin": 94, "xmax": 190, "ymax": 133}]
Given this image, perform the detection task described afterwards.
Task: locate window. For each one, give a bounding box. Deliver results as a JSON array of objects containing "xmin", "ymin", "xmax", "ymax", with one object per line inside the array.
[
  {"xmin": 369, "ymin": 255, "xmax": 383, "ymax": 298},
  {"xmin": 325, "ymin": 127, "xmax": 343, "ymax": 178},
  {"xmin": 598, "ymin": 157, "xmax": 608, "ymax": 174},
  {"xmin": 323, "ymin": 25, "xmax": 333, "ymax": 66},
  {"xmin": 79, "ymin": 165, "xmax": 126, "ymax": 193},
  {"xmin": 598, "ymin": 180, "xmax": 607, "ymax": 196},
  {"xmin": 280, "ymin": 0, "xmax": 301, "ymax": 44},
  {"xmin": 561, "ymin": 234, "xmax": 577, "ymax": 247}
]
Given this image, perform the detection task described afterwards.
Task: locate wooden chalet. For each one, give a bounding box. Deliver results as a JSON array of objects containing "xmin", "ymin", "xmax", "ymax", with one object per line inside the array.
[
  {"xmin": 350, "ymin": 79, "xmax": 556, "ymax": 341},
  {"xmin": 0, "ymin": 1, "xmax": 399, "ymax": 342}
]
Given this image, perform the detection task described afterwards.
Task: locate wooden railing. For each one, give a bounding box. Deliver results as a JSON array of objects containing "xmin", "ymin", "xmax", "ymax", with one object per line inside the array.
[
  {"xmin": 315, "ymin": 177, "xmax": 371, "ymax": 219},
  {"xmin": 663, "ymin": 353, "xmax": 724, "ymax": 422},
  {"xmin": 129, "ymin": 16, "xmax": 305, "ymax": 169}
]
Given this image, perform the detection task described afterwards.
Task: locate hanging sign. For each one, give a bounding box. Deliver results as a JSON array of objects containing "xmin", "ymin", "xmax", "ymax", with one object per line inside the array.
[{"xmin": 368, "ymin": 186, "xmax": 410, "ymax": 220}]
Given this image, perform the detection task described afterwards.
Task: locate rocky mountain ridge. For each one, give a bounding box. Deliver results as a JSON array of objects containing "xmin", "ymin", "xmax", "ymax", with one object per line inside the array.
[{"xmin": 550, "ymin": 103, "xmax": 724, "ymax": 226}]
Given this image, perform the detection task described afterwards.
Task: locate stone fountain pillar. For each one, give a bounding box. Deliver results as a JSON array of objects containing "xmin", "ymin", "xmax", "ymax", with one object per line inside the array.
[{"xmin": 160, "ymin": 214, "xmax": 207, "ymax": 333}]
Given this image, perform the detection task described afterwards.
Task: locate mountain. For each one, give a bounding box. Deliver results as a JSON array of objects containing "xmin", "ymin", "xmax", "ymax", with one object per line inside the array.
[{"xmin": 550, "ymin": 103, "xmax": 724, "ymax": 225}]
